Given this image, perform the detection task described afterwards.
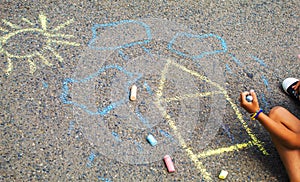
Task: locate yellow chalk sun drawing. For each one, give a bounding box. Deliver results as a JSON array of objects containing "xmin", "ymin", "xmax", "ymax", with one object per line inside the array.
[{"xmin": 0, "ymin": 13, "xmax": 80, "ymax": 75}]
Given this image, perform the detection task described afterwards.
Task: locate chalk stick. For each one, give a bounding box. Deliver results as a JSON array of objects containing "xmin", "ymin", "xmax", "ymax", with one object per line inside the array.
[
  {"xmin": 130, "ymin": 85, "xmax": 137, "ymax": 101},
  {"xmin": 219, "ymin": 170, "xmax": 228, "ymax": 179},
  {"xmin": 146, "ymin": 134, "xmax": 157, "ymax": 146},
  {"xmin": 246, "ymin": 95, "xmax": 253, "ymax": 102},
  {"xmin": 163, "ymin": 155, "xmax": 175, "ymax": 173}
]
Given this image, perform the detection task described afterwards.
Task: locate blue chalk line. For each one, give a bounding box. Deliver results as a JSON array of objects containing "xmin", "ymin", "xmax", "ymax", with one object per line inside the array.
[
  {"xmin": 87, "ymin": 152, "xmax": 96, "ymax": 167},
  {"xmin": 143, "ymin": 81, "xmax": 153, "ymax": 95},
  {"xmin": 229, "ymin": 53, "xmax": 242, "ymax": 66},
  {"xmin": 250, "ymin": 55, "xmax": 267, "ymax": 67},
  {"xmin": 67, "ymin": 120, "xmax": 75, "ymax": 135},
  {"xmin": 135, "ymin": 107, "xmax": 152, "ymax": 129},
  {"xmin": 88, "ymin": 20, "xmax": 152, "ymax": 50},
  {"xmin": 42, "ymin": 81, "xmax": 48, "ymax": 88},
  {"xmin": 168, "ymin": 32, "xmax": 228, "ymax": 59},
  {"xmin": 98, "ymin": 177, "xmax": 112, "ymax": 182},
  {"xmin": 118, "ymin": 49, "xmax": 129, "ymax": 61},
  {"xmin": 134, "ymin": 141, "xmax": 143, "ymax": 152},
  {"xmin": 112, "ymin": 131, "xmax": 122, "ymax": 142},
  {"xmin": 261, "ymin": 75, "xmax": 271, "ymax": 91},
  {"xmin": 159, "ymin": 129, "xmax": 175, "ymax": 142}
]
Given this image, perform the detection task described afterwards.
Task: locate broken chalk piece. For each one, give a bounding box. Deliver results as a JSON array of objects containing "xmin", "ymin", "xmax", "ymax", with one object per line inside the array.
[
  {"xmin": 146, "ymin": 134, "xmax": 157, "ymax": 146},
  {"xmin": 219, "ymin": 170, "xmax": 228, "ymax": 179},
  {"xmin": 163, "ymin": 155, "xmax": 175, "ymax": 173},
  {"xmin": 130, "ymin": 85, "xmax": 137, "ymax": 101}
]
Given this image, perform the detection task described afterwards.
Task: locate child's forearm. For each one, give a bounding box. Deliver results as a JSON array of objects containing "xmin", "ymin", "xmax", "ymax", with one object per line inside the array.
[{"xmin": 257, "ymin": 113, "xmax": 298, "ymax": 149}]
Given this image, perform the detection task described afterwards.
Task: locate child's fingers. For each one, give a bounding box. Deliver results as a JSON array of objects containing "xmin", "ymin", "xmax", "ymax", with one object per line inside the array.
[
  {"xmin": 250, "ymin": 89, "xmax": 258, "ymax": 102},
  {"xmin": 292, "ymin": 81, "xmax": 300, "ymax": 91},
  {"xmin": 240, "ymin": 91, "xmax": 250, "ymax": 103}
]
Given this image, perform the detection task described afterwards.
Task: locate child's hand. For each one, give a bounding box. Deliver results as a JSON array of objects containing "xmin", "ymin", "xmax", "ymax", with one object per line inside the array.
[
  {"xmin": 292, "ymin": 81, "xmax": 300, "ymax": 92},
  {"xmin": 239, "ymin": 90, "xmax": 260, "ymax": 113}
]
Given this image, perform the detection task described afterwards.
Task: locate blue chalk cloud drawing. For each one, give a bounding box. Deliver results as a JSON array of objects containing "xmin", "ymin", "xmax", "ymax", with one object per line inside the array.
[
  {"xmin": 168, "ymin": 32, "xmax": 227, "ymax": 59},
  {"xmin": 88, "ymin": 20, "xmax": 152, "ymax": 51},
  {"xmin": 62, "ymin": 20, "xmax": 151, "ymax": 116}
]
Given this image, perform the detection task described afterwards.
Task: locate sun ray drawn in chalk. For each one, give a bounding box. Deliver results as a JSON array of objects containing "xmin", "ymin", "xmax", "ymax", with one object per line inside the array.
[{"xmin": 0, "ymin": 13, "xmax": 80, "ymax": 75}]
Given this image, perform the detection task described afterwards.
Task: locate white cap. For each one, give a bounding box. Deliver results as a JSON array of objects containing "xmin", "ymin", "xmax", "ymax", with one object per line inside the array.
[{"xmin": 282, "ymin": 78, "xmax": 299, "ymax": 94}]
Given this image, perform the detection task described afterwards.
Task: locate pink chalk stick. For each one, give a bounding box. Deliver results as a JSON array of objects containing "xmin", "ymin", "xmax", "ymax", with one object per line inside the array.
[{"xmin": 163, "ymin": 155, "xmax": 175, "ymax": 173}]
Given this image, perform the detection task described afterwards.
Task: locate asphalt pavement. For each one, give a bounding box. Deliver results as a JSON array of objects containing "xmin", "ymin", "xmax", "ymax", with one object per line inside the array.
[{"xmin": 1, "ymin": 1, "xmax": 299, "ymax": 181}]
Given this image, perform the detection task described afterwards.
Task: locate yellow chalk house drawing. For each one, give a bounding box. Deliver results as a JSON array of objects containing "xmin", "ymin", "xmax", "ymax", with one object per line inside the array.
[
  {"xmin": 155, "ymin": 59, "xmax": 268, "ymax": 181},
  {"xmin": 0, "ymin": 13, "xmax": 80, "ymax": 75}
]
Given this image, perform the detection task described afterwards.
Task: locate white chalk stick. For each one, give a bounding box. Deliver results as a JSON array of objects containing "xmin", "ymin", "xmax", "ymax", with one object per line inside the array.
[{"xmin": 130, "ymin": 85, "xmax": 137, "ymax": 101}]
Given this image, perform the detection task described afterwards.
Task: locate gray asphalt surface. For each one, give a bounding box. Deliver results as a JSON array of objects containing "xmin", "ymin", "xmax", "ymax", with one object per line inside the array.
[{"xmin": 1, "ymin": 1, "xmax": 299, "ymax": 181}]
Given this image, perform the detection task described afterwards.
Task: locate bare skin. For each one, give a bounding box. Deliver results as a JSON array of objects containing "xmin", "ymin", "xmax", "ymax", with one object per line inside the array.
[{"xmin": 240, "ymin": 90, "xmax": 300, "ymax": 182}]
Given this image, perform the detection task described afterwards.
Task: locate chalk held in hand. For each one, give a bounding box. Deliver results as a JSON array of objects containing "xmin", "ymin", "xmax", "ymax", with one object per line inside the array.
[
  {"xmin": 130, "ymin": 85, "xmax": 137, "ymax": 101},
  {"xmin": 246, "ymin": 95, "xmax": 253, "ymax": 102},
  {"xmin": 219, "ymin": 170, "xmax": 228, "ymax": 179},
  {"xmin": 163, "ymin": 155, "xmax": 175, "ymax": 173},
  {"xmin": 146, "ymin": 134, "xmax": 157, "ymax": 146}
]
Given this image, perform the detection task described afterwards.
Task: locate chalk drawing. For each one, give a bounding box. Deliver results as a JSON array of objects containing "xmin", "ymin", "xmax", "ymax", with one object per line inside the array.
[
  {"xmin": 67, "ymin": 18, "xmax": 271, "ymax": 180},
  {"xmin": 251, "ymin": 55, "xmax": 267, "ymax": 67},
  {"xmin": 98, "ymin": 177, "xmax": 112, "ymax": 182},
  {"xmin": 143, "ymin": 81, "xmax": 153, "ymax": 95},
  {"xmin": 168, "ymin": 33, "xmax": 227, "ymax": 59},
  {"xmin": 118, "ymin": 49, "xmax": 129, "ymax": 61},
  {"xmin": 42, "ymin": 81, "xmax": 49, "ymax": 89},
  {"xmin": 154, "ymin": 59, "xmax": 268, "ymax": 180},
  {"xmin": 88, "ymin": 20, "xmax": 152, "ymax": 50},
  {"xmin": 159, "ymin": 129, "xmax": 175, "ymax": 142},
  {"xmin": 134, "ymin": 141, "xmax": 144, "ymax": 152},
  {"xmin": 67, "ymin": 120, "xmax": 75, "ymax": 135},
  {"xmin": 112, "ymin": 131, "xmax": 122, "ymax": 142},
  {"xmin": 261, "ymin": 75, "xmax": 271, "ymax": 91},
  {"xmin": 0, "ymin": 13, "xmax": 80, "ymax": 75},
  {"xmin": 225, "ymin": 64, "xmax": 233, "ymax": 74},
  {"xmin": 87, "ymin": 151, "xmax": 96, "ymax": 167}
]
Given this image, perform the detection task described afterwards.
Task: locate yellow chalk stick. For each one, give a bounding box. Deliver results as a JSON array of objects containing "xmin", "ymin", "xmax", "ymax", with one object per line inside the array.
[{"xmin": 219, "ymin": 170, "xmax": 228, "ymax": 179}]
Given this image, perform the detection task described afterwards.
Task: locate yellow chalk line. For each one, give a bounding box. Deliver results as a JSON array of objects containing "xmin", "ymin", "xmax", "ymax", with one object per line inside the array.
[
  {"xmin": 22, "ymin": 17, "xmax": 35, "ymax": 26},
  {"xmin": 225, "ymin": 96, "xmax": 269, "ymax": 155},
  {"xmin": 169, "ymin": 60, "xmax": 268, "ymax": 155},
  {"xmin": 1, "ymin": 28, "xmax": 75, "ymax": 42},
  {"xmin": 0, "ymin": 27, "xmax": 8, "ymax": 33},
  {"xmin": 2, "ymin": 19, "xmax": 21, "ymax": 29},
  {"xmin": 197, "ymin": 141, "xmax": 254, "ymax": 158},
  {"xmin": 163, "ymin": 91, "xmax": 224, "ymax": 102},
  {"xmin": 155, "ymin": 59, "xmax": 212, "ymax": 181},
  {"xmin": 45, "ymin": 46, "xmax": 63, "ymax": 62},
  {"xmin": 27, "ymin": 59, "xmax": 36, "ymax": 74},
  {"xmin": 36, "ymin": 52, "xmax": 52, "ymax": 66},
  {"xmin": 155, "ymin": 59, "xmax": 268, "ymax": 180},
  {"xmin": 39, "ymin": 14, "xmax": 47, "ymax": 31},
  {"xmin": 52, "ymin": 19, "xmax": 74, "ymax": 32},
  {"xmin": 5, "ymin": 57, "xmax": 13, "ymax": 75}
]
